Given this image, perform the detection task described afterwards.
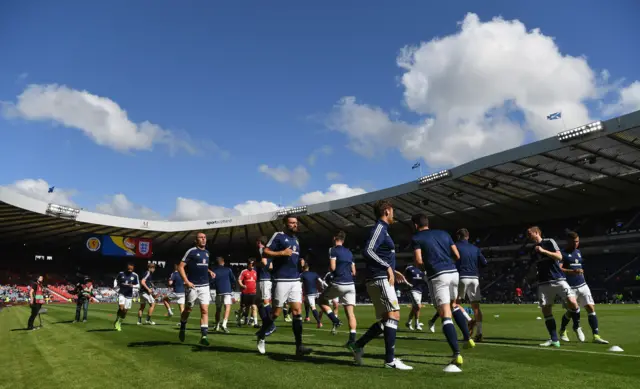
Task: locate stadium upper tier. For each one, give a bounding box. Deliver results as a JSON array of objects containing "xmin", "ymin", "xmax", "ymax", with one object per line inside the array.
[{"xmin": 2, "ymin": 109, "xmax": 640, "ymax": 251}]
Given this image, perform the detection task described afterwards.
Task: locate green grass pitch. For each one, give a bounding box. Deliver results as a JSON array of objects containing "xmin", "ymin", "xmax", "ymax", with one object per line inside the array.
[{"xmin": 1, "ymin": 303, "xmax": 638, "ymax": 389}]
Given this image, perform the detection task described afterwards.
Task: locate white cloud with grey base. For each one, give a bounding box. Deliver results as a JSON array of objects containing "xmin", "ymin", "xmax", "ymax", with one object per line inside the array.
[
  {"xmin": 258, "ymin": 164, "xmax": 310, "ymax": 189},
  {"xmin": 328, "ymin": 13, "xmax": 619, "ymax": 167}
]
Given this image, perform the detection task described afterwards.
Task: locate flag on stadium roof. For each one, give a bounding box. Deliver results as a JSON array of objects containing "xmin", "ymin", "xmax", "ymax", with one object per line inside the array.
[
  {"xmin": 47, "ymin": 186, "xmax": 55, "ymax": 193},
  {"xmin": 411, "ymin": 162, "xmax": 421, "ymax": 169},
  {"xmin": 547, "ymin": 112, "xmax": 562, "ymax": 120}
]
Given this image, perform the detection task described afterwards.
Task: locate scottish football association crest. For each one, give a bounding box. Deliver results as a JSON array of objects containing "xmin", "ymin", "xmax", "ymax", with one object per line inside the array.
[{"xmin": 139, "ymin": 241, "xmax": 150, "ymax": 255}]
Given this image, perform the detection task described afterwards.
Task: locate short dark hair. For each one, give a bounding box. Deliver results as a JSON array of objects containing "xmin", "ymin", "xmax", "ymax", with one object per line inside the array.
[
  {"xmin": 456, "ymin": 228, "xmax": 470, "ymax": 241},
  {"xmin": 283, "ymin": 214, "xmax": 297, "ymax": 224},
  {"xmin": 257, "ymin": 236, "xmax": 268, "ymax": 245},
  {"xmin": 411, "ymin": 213, "xmax": 429, "ymax": 228},
  {"xmin": 373, "ymin": 200, "xmax": 393, "ymax": 219},
  {"xmin": 216, "ymin": 256, "xmax": 225, "ymax": 263},
  {"xmin": 567, "ymin": 230, "xmax": 579, "ymax": 240},
  {"xmin": 334, "ymin": 230, "xmax": 346, "ymax": 242}
]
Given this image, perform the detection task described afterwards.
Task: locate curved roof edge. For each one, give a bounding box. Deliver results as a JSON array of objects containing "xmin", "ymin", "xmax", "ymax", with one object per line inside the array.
[{"xmin": 2, "ymin": 110, "xmax": 639, "ymax": 233}]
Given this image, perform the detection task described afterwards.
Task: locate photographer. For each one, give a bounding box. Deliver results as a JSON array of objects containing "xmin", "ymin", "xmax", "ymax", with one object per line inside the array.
[
  {"xmin": 73, "ymin": 277, "xmax": 94, "ymax": 323},
  {"xmin": 27, "ymin": 275, "xmax": 45, "ymax": 330}
]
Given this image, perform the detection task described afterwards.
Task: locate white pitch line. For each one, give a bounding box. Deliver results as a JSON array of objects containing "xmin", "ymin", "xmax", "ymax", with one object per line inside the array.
[{"xmin": 302, "ymin": 327, "xmax": 640, "ymax": 359}]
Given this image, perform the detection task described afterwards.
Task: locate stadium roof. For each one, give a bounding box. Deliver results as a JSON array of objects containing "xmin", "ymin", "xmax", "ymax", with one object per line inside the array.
[{"xmin": 2, "ymin": 109, "xmax": 640, "ymax": 252}]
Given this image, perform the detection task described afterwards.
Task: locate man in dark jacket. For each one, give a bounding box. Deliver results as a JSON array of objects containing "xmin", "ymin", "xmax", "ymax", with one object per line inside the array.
[{"xmin": 73, "ymin": 277, "xmax": 94, "ymax": 323}]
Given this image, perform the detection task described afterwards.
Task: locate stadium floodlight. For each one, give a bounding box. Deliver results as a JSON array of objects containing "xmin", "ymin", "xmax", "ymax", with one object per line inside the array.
[
  {"xmin": 276, "ymin": 206, "xmax": 307, "ymax": 217},
  {"xmin": 557, "ymin": 121, "xmax": 603, "ymax": 142},
  {"xmin": 46, "ymin": 203, "xmax": 81, "ymax": 220},
  {"xmin": 418, "ymin": 170, "xmax": 451, "ymax": 185}
]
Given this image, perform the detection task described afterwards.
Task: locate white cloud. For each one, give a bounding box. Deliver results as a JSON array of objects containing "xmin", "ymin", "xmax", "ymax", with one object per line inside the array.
[
  {"xmin": 307, "ymin": 145, "xmax": 333, "ymax": 166},
  {"xmin": 2, "ymin": 84, "xmax": 196, "ymax": 154},
  {"xmin": 298, "ymin": 184, "xmax": 366, "ymax": 205},
  {"xmin": 2, "ymin": 178, "xmax": 77, "ymax": 207},
  {"xmin": 325, "ymin": 172, "xmax": 342, "ymax": 181},
  {"xmin": 170, "ymin": 197, "xmax": 279, "ymax": 221},
  {"xmin": 329, "ymin": 13, "xmax": 604, "ymax": 167},
  {"xmin": 258, "ymin": 164, "xmax": 310, "ymax": 189},
  {"xmin": 603, "ymin": 81, "xmax": 640, "ymax": 116},
  {"xmin": 96, "ymin": 194, "xmax": 163, "ymax": 220}
]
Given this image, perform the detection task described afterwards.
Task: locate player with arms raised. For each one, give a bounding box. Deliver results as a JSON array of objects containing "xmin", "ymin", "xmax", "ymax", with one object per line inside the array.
[
  {"xmin": 348, "ymin": 200, "xmax": 412, "ymax": 370},
  {"xmin": 559, "ymin": 231, "xmax": 609, "ymax": 344},
  {"xmin": 178, "ymin": 232, "xmax": 216, "ymax": 346},
  {"xmin": 256, "ymin": 215, "xmax": 312, "ymax": 356},
  {"xmin": 526, "ymin": 226, "xmax": 582, "ymax": 348}
]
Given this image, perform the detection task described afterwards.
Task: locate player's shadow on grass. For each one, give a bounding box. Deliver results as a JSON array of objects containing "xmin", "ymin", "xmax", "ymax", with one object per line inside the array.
[
  {"xmin": 484, "ymin": 336, "xmax": 543, "ymax": 342},
  {"xmin": 10, "ymin": 328, "xmax": 33, "ymax": 332},
  {"xmin": 87, "ymin": 329, "xmax": 117, "ymax": 332},
  {"xmin": 266, "ymin": 352, "xmax": 377, "ymax": 368},
  {"xmin": 52, "ymin": 320, "xmax": 74, "ymax": 324}
]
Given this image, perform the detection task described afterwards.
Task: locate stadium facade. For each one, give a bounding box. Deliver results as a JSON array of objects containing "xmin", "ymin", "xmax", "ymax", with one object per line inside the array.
[{"xmin": 1, "ymin": 109, "xmax": 640, "ymax": 262}]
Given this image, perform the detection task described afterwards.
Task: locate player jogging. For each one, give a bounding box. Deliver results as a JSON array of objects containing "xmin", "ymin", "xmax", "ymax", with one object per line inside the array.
[
  {"xmin": 412, "ymin": 214, "xmax": 473, "ymax": 371},
  {"xmin": 348, "ymin": 200, "xmax": 412, "ymax": 370},
  {"xmin": 213, "ymin": 256, "xmax": 236, "ymax": 333},
  {"xmin": 256, "ymin": 236, "xmax": 274, "ymax": 328},
  {"xmin": 300, "ymin": 264, "xmax": 326, "ymax": 328},
  {"xmin": 178, "ymin": 232, "xmax": 216, "ymax": 346},
  {"xmin": 138, "ymin": 263, "xmax": 157, "ymax": 325},
  {"xmin": 455, "ymin": 228, "xmax": 487, "ymax": 341},
  {"xmin": 113, "ymin": 262, "xmax": 139, "ymax": 331},
  {"xmin": 403, "ymin": 264, "xmax": 426, "ymax": 331},
  {"xmin": 165, "ymin": 264, "xmax": 186, "ymax": 318},
  {"xmin": 256, "ymin": 215, "xmax": 312, "ymax": 356},
  {"xmin": 526, "ymin": 226, "xmax": 582, "ymax": 348},
  {"xmin": 238, "ymin": 258, "xmax": 259, "ymax": 327},
  {"xmin": 319, "ymin": 230, "xmax": 357, "ymax": 344},
  {"xmin": 559, "ymin": 231, "xmax": 609, "ymax": 344}
]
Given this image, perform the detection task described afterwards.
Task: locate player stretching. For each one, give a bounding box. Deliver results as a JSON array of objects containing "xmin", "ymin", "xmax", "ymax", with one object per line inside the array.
[
  {"xmin": 319, "ymin": 231, "xmax": 357, "ymax": 344},
  {"xmin": 404, "ymin": 264, "xmax": 426, "ymax": 331},
  {"xmin": 301, "ymin": 264, "xmax": 326, "ymax": 328},
  {"xmin": 213, "ymin": 256, "xmax": 236, "ymax": 333},
  {"xmin": 256, "ymin": 236, "xmax": 274, "ymax": 328},
  {"xmin": 138, "ymin": 263, "xmax": 157, "ymax": 325},
  {"xmin": 113, "ymin": 262, "xmax": 139, "ymax": 331},
  {"xmin": 238, "ymin": 258, "xmax": 259, "ymax": 327},
  {"xmin": 526, "ymin": 226, "xmax": 582, "ymax": 348},
  {"xmin": 348, "ymin": 200, "xmax": 412, "ymax": 370},
  {"xmin": 412, "ymin": 214, "xmax": 473, "ymax": 371},
  {"xmin": 178, "ymin": 232, "xmax": 216, "ymax": 346},
  {"xmin": 165, "ymin": 264, "xmax": 186, "ymax": 319},
  {"xmin": 455, "ymin": 228, "xmax": 487, "ymax": 341},
  {"xmin": 256, "ymin": 215, "xmax": 312, "ymax": 356},
  {"xmin": 559, "ymin": 231, "xmax": 609, "ymax": 344}
]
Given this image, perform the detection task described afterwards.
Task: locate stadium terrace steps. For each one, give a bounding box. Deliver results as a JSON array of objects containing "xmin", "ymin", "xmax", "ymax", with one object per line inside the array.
[{"xmin": 47, "ymin": 286, "xmax": 73, "ymax": 302}]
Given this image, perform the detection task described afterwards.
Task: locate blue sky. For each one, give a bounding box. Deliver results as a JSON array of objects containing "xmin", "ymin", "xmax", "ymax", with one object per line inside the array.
[{"xmin": 1, "ymin": 1, "xmax": 639, "ymax": 220}]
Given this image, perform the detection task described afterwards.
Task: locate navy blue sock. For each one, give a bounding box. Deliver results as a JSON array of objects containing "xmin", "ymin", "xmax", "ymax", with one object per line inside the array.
[
  {"xmin": 571, "ymin": 308, "xmax": 581, "ymax": 330},
  {"xmin": 545, "ymin": 316, "xmax": 558, "ymax": 341},
  {"xmin": 292, "ymin": 315, "xmax": 303, "ymax": 347},
  {"xmin": 560, "ymin": 311, "xmax": 571, "ymax": 332},
  {"xmin": 146, "ymin": 315, "xmax": 151, "ymax": 322},
  {"xmin": 200, "ymin": 325, "xmax": 208, "ymax": 337},
  {"xmin": 258, "ymin": 314, "xmax": 274, "ymax": 339},
  {"xmin": 137, "ymin": 316, "xmax": 142, "ymax": 323},
  {"xmin": 430, "ymin": 311, "xmax": 440, "ymax": 322},
  {"xmin": 326, "ymin": 310, "xmax": 340, "ymax": 325},
  {"xmin": 264, "ymin": 305, "xmax": 272, "ymax": 318},
  {"xmin": 442, "ymin": 318, "xmax": 460, "ymax": 354},
  {"xmin": 588, "ymin": 312, "xmax": 599, "ymax": 335},
  {"xmin": 305, "ymin": 304, "xmax": 310, "ymax": 319},
  {"xmin": 453, "ymin": 307, "xmax": 471, "ymax": 341},
  {"xmin": 349, "ymin": 330, "xmax": 356, "ymax": 343},
  {"xmin": 355, "ymin": 321, "xmax": 384, "ymax": 348},
  {"xmin": 383, "ymin": 319, "xmax": 398, "ymax": 364},
  {"xmin": 312, "ymin": 309, "xmax": 321, "ymax": 324},
  {"xmin": 283, "ymin": 307, "xmax": 289, "ymax": 317},
  {"xmin": 180, "ymin": 319, "xmax": 187, "ymax": 330},
  {"xmin": 258, "ymin": 305, "xmax": 267, "ymax": 321}
]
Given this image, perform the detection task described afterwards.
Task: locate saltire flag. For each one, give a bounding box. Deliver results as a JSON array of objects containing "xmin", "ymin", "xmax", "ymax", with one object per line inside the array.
[
  {"xmin": 48, "ymin": 186, "xmax": 55, "ymax": 193},
  {"xmin": 411, "ymin": 162, "xmax": 421, "ymax": 170},
  {"xmin": 547, "ymin": 112, "xmax": 562, "ymax": 120}
]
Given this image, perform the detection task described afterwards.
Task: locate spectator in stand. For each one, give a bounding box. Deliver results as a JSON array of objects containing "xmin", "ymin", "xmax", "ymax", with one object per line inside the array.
[
  {"xmin": 27, "ymin": 275, "xmax": 45, "ymax": 330},
  {"xmin": 73, "ymin": 277, "xmax": 94, "ymax": 323}
]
